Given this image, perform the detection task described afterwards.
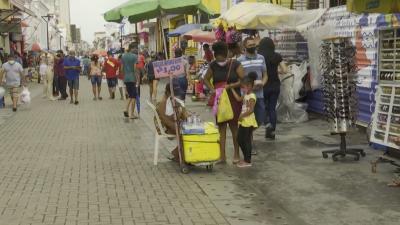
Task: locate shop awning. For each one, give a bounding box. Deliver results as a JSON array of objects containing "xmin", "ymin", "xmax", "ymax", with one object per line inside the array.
[
  {"xmin": 168, "ymin": 24, "xmax": 202, "ymax": 37},
  {"xmin": 347, "ymin": 0, "xmax": 400, "ymax": 14},
  {"xmin": 10, "ymin": 0, "xmax": 35, "ymax": 17},
  {"xmin": 104, "ymin": 0, "xmax": 216, "ymax": 23},
  {"xmin": 216, "ymin": 2, "xmax": 326, "ymax": 31},
  {"xmin": 0, "ymin": 22, "xmax": 22, "ymax": 33}
]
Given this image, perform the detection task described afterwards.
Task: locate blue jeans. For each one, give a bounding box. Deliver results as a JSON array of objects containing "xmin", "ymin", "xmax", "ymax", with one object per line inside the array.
[
  {"xmin": 264, "ymin": 87, "xmax": 280, "ymax": 130},
  {"xmin": 254, "ymin": 98, "xmax": 266, "ymax": 126},
  {"xmin": 175, "ymin": 76, "xmax": 188, "ymax": 101}
]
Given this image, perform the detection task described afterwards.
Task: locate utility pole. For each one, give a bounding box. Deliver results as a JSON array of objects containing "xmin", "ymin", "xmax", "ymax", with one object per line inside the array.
[{"xmin": 41, "ymin": 14, "xmax": 53, "ymax": 50}]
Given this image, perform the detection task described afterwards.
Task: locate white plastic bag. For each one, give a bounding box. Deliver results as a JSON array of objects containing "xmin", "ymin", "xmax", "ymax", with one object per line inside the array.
[
  {"xmin": 0, "ymin": 86, "xmax": 5, "ymax": 98},
  {"xmin": 20, "ymin": 87, "xmax": 31, "ymax": 104},
  {"xmin": 276, "ymin": 63, "xmax": 309, "ymax": 123}
]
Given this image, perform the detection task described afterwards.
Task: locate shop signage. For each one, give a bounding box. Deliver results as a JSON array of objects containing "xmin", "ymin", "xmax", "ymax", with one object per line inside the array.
[{"xmin": 153, "ymin": 57, "xmax": 184, "ymax": 78}]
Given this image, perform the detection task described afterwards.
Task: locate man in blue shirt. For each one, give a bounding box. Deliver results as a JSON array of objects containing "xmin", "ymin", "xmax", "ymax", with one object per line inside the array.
[{"xmin": 64, "ymin": 51, "xmax": 81, "ymax": 105}]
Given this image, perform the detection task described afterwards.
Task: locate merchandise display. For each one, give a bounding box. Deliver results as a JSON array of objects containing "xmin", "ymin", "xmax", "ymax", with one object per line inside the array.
[
  {"xmin": 320, "ymin": 37, "xmax": 365, "ymax": 161},
  {"xmin": 320, "ymin": 37, "xmax": 358, "ymax": 133},
  {"xmin": 370, "ymin": 28, "xmax": 400, "ymax": 149}
]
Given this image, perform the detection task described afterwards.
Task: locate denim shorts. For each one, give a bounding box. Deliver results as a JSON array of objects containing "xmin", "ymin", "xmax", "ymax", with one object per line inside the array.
[
  {"xmin": 90, "ymin": 76, "xmax": 102, "ymax": 86},
  {"xmin": 254, "ymin": 98, "xmax": 266, "ymax": 126},
  {"xmin": 107, "ymin": 78, "xmax": 117, "ymax": 88},
  {"xmin": 125, "ymin": 82, "xmax": 137, "ymax": 98},
  {"xmin": 68, "ymin": 78, "xmax": 79, "ymax": 90}
]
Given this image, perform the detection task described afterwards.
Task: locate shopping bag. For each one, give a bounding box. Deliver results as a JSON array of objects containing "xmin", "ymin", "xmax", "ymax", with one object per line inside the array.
[
  {"xmin": 217, "ymin": 89, "xmax": 233, "ymax": 123},
  {"xmin": 20, "ymin": 87, "xmax": 31, "ymax": 104}
]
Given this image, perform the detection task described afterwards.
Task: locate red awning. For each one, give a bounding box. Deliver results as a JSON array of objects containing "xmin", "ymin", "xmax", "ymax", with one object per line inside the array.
[
  {"xmin": 21, "ymin": 21, "xmax": 29, "ymax": 27},
  {"xmin": 31, "ymin": 43, "xmax": 41, "ymax": 52}
]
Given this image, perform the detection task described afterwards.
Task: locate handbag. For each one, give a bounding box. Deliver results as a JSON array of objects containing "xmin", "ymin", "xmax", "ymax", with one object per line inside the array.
[
  {"xmin": 207, "ymin": 60, "xmax": 233, "ymax": 107},
  {"xmin": 217, "ymin": 89, "xmax": 234, "ymax": 123}
]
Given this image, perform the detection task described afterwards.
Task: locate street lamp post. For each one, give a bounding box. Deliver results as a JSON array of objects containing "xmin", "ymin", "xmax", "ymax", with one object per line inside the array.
[
  {"xmin": 120, "ymin": 23, "xmax": 125, "ymax": 53},
  {"xmin": 41, "ymin": 14, "xmax": 53, "ymax": 50}
]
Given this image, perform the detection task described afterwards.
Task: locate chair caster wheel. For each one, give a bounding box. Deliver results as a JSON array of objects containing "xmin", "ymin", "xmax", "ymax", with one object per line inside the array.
[
  {"xmin": 206, "ymin": 165, "xmax": 213, "ymax": 172},
  {"xmin": 332, "ymin": 156, "xmax": 339, "ymax": 162},
  {"xmin": 322, "ymin": 153, "xmax": 328, "ymax": 159},
  {"xmin": 354, "ymin": 156, "xmax": 360, "ymax": 161},
  {"xmin": 360, "ymin": 152, "xmax": 366, "ymax": 157}
]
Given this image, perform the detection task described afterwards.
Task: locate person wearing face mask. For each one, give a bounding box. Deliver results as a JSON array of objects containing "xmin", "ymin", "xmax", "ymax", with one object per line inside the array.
[
  {"xmin": 0, "ymin": 54, "xmax": 25, "ymax": 112},
  {"xmin": 204, "ymin": 41, "xmax": 245, "ymax": 164},
  {"xmin": 237, "ymin": 37, "xmax": 268, "ymax": 155}
]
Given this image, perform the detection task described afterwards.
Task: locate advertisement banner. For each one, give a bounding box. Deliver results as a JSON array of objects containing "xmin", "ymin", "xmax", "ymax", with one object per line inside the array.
[{"xmin": 153, "ymin": 57, "xmax": 184, "ymax": 78}]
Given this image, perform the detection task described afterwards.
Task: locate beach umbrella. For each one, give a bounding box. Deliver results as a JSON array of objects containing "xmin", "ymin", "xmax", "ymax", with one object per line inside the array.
[
  {"xmin": 183, "ymin": 29, "xmax": 216, "ymax": 43},
  {"xmin": 216, "ymin": 2, "xmax": 325, "ymax": 31},
  {"xmin": 168, "ymin": 24, "xmax": 202, "ymax": 37},
  {"xmin": 31, "ymin": 42, "xmax": 41, "ymax": 52},
  {"xmin": 347, "ymin": 0, "xmax": 400, "ymax": 13},
  {"xmin": 93, "ymin": 50, "xmax": 107, "ymax": 57},
  {"xmin": 104, "ymin": 0, "xmax": 215, "ymax": 24}
]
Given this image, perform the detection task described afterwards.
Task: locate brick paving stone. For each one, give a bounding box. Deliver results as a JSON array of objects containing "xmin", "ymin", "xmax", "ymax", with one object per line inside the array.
[{"xmin": 0, "ymin": 78, "xmax": 230, "ymax": 225}]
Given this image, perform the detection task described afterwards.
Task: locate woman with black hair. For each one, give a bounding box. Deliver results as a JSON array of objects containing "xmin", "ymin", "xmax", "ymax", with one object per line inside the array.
[
  {"xmin": 204, "ymin": 41, "xmax": 245, "ymax": 164},
  {"xmin": 258, "ymin": 37, "xmax": 288, "ymax": 139}
]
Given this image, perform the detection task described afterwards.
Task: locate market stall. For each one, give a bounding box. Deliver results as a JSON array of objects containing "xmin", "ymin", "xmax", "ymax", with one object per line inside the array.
[{"xmin": 104, "ymin": 0, "xmax": 217, "ymax": 173}]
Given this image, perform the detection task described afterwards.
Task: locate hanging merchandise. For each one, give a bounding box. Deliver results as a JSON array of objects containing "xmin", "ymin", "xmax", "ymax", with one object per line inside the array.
[
  {"xmin": 321, "ymin": 37, "xmax": 358, "ymax": 132},
  {"xmin": 370, "ymin": 28, "xmax": 400, "ymax": 150},
  {"xmin": 320, "ymin": 37, "xmax": 366, "ymax": 161}
]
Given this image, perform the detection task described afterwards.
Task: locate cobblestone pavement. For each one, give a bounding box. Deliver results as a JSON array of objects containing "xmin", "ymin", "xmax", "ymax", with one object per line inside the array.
[
  {"xmin": 1, "ymin": 78, "xmax": 400, "ymax": 225},
  {"xmin": 0, "ymin": 79, "xmax": 230, "ymax": 225}
]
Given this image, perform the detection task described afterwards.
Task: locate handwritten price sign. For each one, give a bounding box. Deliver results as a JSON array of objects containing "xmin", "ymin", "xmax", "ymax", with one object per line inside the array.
[{"xmin": 153, "ymin": 57, "xmax": 185, "ymax": 78}]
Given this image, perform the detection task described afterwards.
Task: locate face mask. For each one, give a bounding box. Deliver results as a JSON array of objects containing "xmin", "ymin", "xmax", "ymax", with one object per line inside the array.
[
  {"xmin": 9, "ymin": 60, "xmax": 15, "ymax": 64},
  {"xmin": 246, "ymin": 47, "xmax": 256, "ymax": 54},
  {"xmin": 217, "ymin": 60, "xmax": 228, "ymax": 67}
]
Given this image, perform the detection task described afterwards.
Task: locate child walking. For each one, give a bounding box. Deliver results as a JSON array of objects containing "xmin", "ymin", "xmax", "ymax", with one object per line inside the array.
[{"xmin": 231, "ymin": 72, "xmax": 258, "ymax": 168}]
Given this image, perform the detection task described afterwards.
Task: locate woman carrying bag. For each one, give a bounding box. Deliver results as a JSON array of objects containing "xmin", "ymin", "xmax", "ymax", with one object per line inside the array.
[{"xmin": 204, "ymin": 41, "xmax": 245, "ymax": 164}]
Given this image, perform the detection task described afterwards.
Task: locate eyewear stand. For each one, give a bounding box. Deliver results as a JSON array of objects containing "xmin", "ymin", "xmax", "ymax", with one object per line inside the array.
[
  {"xmin": 322, "ymin": 133, "xmax": 366, "ymax": 161},
  {"xmin": 320, "ymin": 37, "xmax": 365, "ymax": 162}
]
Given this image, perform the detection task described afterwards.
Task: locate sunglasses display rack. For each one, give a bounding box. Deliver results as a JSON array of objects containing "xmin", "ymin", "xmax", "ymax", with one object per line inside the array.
[
  {"xmin": 320, "ymin": 37, "xmax": 365, "ymax": 161},
  {"xmin": 370, "ymin": 28, "xmax": 400, "ymax": 150}
]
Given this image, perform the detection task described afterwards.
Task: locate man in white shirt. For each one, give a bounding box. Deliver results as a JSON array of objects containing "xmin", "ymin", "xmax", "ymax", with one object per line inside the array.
[{"xmin": 0, "ymin": 54, "xmax": 25, "ymax": 112}]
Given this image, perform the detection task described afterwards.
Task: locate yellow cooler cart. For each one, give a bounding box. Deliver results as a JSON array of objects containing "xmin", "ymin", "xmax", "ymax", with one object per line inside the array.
[{"xmin": 181, "ymin": 122, "xmax": 220, "ymax": 172}]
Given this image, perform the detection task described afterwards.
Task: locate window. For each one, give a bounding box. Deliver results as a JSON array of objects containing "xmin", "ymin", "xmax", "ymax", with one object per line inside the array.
[{"xmin": 330, "ymin": 0, "xmax": 347, "ymax": 7}]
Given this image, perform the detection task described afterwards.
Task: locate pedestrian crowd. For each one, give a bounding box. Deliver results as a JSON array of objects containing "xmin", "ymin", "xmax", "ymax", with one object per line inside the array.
[
  {"xmin": 1, "ymin": 36, "xmax": 286, "ymax": 168},
  {"xmin": 154, "ymin": 37, "xmax": 287, "ymax": 168}
]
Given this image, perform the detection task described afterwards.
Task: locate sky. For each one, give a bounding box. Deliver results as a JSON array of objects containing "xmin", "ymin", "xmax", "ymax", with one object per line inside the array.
[{"xmin": 70, "ymin": 0, "xmax": 126, "ymax": 44}]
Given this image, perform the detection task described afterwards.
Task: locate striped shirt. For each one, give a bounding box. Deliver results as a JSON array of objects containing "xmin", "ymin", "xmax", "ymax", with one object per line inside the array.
[{"xmin": 237, "ymin": 54, "xmax": 267, "ymax": 98}]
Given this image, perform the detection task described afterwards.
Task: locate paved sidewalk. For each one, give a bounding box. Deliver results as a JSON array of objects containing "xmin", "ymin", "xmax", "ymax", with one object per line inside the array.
[
  {"xmin": 0, "ymin": 78, "xmax": 230, "ymax": 225},
  {"xmin": 1, "ymin": 78, "xmax": 400, "ymax": 225}
]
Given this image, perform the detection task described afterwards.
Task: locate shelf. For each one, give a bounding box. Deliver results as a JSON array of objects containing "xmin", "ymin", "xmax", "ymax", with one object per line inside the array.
[
  {"xmin": 389, "ymin": 132, "xmax": 400, "ymax": 136},
  {"xmin": 382, "ymin": 38, "xmax": 396, "ymax": 41}
]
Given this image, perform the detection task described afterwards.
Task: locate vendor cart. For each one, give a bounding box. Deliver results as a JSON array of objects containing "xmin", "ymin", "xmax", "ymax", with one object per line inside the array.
[{"xmin": 179, "ymin": 122, "xmax": 220, "ymax": 173}]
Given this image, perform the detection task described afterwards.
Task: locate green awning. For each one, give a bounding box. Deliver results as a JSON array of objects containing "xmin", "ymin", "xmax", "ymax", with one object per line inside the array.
[
  {"xmin": 0, "ymin": 23, "xmax": 22, "ymax": 33},
  {"xmin": 104, "ymin": 0, "xmax": 216, "ymax": 23}
]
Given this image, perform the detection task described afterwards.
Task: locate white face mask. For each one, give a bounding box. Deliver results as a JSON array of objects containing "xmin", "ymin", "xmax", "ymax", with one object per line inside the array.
[
  {"xmin": 9, "ymin": 60, "xmax": 15, "ymax": 64},
  {"xmin": 217, "ymin": 60, "xmax": 228, "ymax": 67}
]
